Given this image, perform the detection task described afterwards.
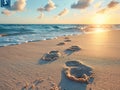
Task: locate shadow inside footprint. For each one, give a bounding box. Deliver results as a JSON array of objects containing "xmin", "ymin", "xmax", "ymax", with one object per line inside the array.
[
  {"xmin": 64, "ymin": 46, "xmax": 81, "ymax": 55},
  {"xmin": 64, "ymin": 39, "xmax": 71, "ymax": 42},
  {"xmin": 59, "ymin": 60, "xmax": 94, "ymax": 90},
  {"xmin": 57, "ymin": 42, "xmax": 65, "ymax": 46},
  {"xmin": 59, "ymin": 70, "xmax": 87, "ymax": 90},
  {"xmin": 65, "ymin": 61, "xmax": 82, "ymax": 66},
  {"xmin": 64, "ymin": 50, "xmax": 74, "ymax": 56}
]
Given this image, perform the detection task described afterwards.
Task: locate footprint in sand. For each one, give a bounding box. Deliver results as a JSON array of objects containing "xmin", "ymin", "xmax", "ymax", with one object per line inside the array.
[
  {"xmin": 64, "ymin": 46, "xmax": 81, "ymax": 55},
  {"xmin": 39, "ymin": 50, "xmax": 61, "ymax": 64},
  {"xmin": 64, "ymin": 39, "xmax": 71, "ymax": 42},
  {"xmin": 57, "ymin": 42, "xmax": 66, "ymax": 46},
  {"xmin": 21, "ymin": 78, "xmax": 44, "ymax": 90},
  {"xmin": 63, "ymin": 60, "xmax": 94, "ymax": 83},
  {"xmin": 64, "ymin": 37, "xmax": 71, "ymax": 42}
]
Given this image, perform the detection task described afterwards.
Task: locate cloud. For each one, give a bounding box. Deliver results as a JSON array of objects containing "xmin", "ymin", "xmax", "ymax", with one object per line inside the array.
[
  {"xmin": 44, "ymin": 0, "xmax": 56, "ymax": 11},
  {"xmin": 2, "ymin": 0, "xmax": 27, "ymax": 15},
  {"xmin": 97, "ymin": 1, "xmax": 119, "ymax": 14},
  {"xmin": 37, "ymin": 0, "xmax": 56, "ymax": 19},
  {"xmin": 37, "ymin": 0, "xmax": 56, "ymax": 12},
  {"xmin": 58, "ymin": 8, "xmax": 69, "ymax": 16},
  {"xmin": 71, "ymin": 0, "xmax": 93, "ymax": 9},
  {"xmin": 11, "ymin": 0, "xmax": 26, "ymax": 11},
  {"xmin": 37, "ymin": 7, "xmax": 44, "ymax": 12},
  {"xmin": 55, "ymin": 8, "xmax": 69, "ymax": 19},
  {"xmin": 108, "ymin": 1, "xmax": 119, "ymax": 8},
  {"xmin": 1, "ymin": 10, "xmax": 11, "ymax": 16},
  {"xmin": 97, "ymin": 8, "xmax": 106, "ymax": 13},
  {"xmin": 4, "ymin": 0, "xmax": 26, "ymax": 11}
]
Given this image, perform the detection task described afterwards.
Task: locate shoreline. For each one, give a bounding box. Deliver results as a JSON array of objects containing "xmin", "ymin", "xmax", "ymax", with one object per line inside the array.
[
  {"xmin": 0, "ymin": 29, "xmax": 112, "ymax": 48},
  {"xmin": 0, "ymin": 30, "xmax": 120, "ymax": 90},
  {"xmin": 0, "ymin": 32, "xmax": 82, "ymax": 48}
]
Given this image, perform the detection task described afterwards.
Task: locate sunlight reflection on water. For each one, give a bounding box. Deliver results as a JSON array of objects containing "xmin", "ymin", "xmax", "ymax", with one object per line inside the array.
[{"xmin": 83, "ymin": 24, "xmax": 112, "ymax": 33}]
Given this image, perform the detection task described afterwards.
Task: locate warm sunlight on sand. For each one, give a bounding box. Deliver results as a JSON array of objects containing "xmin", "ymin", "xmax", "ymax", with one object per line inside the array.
[
  {"xmin": 92, "ymin": 28, "xmax": 109, "ymax": 45},
  {"xmin": 95, "ymin": 28, "xmax": 105, "ymax": 33}
]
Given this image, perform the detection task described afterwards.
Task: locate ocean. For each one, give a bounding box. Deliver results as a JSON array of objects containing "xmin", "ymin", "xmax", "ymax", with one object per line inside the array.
[{"xmin": 0, "ymin": 24, "xmax": 119, "ymax": 47}]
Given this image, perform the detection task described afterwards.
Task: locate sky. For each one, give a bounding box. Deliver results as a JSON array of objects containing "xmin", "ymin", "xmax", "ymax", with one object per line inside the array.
[{"xmin": 0, "ymin": 0, "xmax": 120, "ymax": 24}]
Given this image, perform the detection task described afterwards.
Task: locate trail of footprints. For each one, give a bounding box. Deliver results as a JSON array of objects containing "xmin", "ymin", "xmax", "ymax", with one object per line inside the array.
[{"xmin": 21, "ymin": 37, "xmax": 94, "ymax": 90}]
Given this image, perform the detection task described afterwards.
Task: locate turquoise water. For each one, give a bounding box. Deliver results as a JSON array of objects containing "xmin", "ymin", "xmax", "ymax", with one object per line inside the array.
[{"xmin": 0, "ymin": 24, "xmax": 119, "ymax": 47}]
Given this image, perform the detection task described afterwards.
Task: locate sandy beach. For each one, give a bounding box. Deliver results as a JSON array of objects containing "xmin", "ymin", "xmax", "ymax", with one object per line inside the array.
[{"xmin": 0, "ymin": 30, "xmax": 120, "ymax": 90}]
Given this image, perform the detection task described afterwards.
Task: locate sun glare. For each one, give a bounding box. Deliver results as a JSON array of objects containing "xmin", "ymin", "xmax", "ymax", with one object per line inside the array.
[
  {"xmin": 93, "ymin": 14, "xmax": 107, "ymax": 24},
  {"xmin": 95, "ymin": 28, "xmax": 105, "ymax": 33}
]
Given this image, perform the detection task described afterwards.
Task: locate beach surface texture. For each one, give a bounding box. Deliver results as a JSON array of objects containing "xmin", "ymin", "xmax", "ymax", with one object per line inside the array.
[{"xmin": 0, "ymin": 30, "xmax": 120, "ymax": 90}]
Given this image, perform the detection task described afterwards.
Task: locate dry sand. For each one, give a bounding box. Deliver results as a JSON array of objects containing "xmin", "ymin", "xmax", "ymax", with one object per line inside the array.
[{"xmin": 0, "ymin": 30, "xmax": 120, "ymax": 90}]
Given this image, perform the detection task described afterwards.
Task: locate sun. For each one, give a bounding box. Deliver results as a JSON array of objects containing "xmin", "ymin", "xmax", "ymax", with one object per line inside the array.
[{"xmin": 93, "ymin": 14, "xmax": 107, "ymax": 24}]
